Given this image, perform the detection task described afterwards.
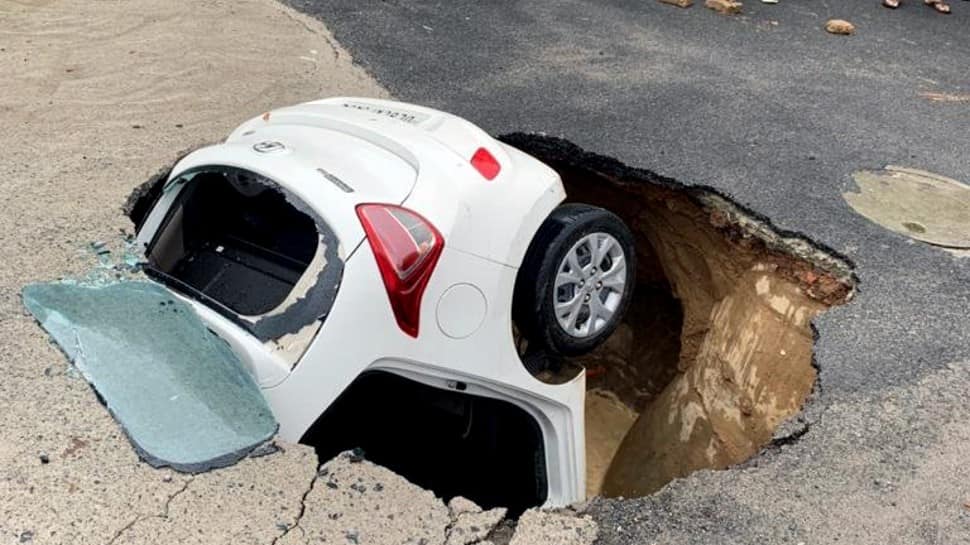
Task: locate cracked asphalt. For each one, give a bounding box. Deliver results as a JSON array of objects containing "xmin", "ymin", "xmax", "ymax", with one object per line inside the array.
[
  {"xmin": 0, "ymin": 1, "xmax": 446, "ymax": 544},
  {"xmin": 2, "ymin": 0, "xmax": 968, "ymax": 543},
  {"xmin": 0, "ymin": 2, "xmax": 599, "ymax": 543},
  {"xmin": 277, "ymin": 1, "xmax": 970, "ymax": 543}
]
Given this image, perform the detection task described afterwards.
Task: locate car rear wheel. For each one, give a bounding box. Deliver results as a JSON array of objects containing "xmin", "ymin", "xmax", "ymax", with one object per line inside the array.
[{"xmin": 514, "ymin": 204, "xmax": 636, "ymax": 356}]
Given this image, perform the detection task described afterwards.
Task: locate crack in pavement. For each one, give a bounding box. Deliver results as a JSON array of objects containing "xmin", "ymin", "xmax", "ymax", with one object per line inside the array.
[
  {"xmin": 105, "ymin": 516, "xmax": 144, "ymax": 545},
  {"xmin": 269, "ymin": 465, "xmax": 321, "ymax": 545},
  {"xmin": 105, "ymin": 476, "xmax": 195, "ymax": 545}
]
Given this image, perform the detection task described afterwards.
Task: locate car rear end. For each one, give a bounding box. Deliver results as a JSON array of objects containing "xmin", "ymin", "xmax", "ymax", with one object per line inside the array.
[
  {"xmin": 134, "ymin": 97, "xmax": 586, "ymax": 510},
  {"xmin": 134, "ymin": 118, "xmax": 420, "ymax": 384}
]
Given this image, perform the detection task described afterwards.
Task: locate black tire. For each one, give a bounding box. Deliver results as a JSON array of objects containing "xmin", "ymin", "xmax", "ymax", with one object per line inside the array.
[{"xmin": 513, "ymin": 204, "xmax": 636, "ymax": 356}]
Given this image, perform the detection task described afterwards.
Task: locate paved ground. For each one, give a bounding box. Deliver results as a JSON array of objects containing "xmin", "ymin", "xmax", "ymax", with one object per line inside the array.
[
  {"xmin": 0, "ymin": 2, "xmax": 602, "ymax": 543},
  {"xmin": 2, "ymin": 0, "xmax": 968, "ymax": 543},
  {"xmin": 0, "ymin": 2, "xmax": 605, "ymax": 544},
  {"xmin": 0, "ymin": 2, "xmax": 382, "ymax": 543},
  {"xmin": 277, "ymin": 1, "xmax": 970, "ymax": 543}
]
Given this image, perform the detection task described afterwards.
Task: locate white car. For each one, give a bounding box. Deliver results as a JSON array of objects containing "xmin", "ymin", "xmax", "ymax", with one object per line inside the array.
[{"xmin": 132, "ymin": 97, "xmax": 636, "ymax": 513}]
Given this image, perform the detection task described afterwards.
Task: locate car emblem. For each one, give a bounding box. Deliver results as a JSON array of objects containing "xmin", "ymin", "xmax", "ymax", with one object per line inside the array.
[{"xmin": 252, "ymin": 141, "xmax": 286, "ymax": 154}]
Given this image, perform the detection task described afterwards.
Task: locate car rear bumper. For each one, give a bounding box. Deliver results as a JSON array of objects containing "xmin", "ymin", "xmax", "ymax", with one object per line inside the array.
[{"xmin": 265, "ymin": 243, "xmax": 587, "ymax": 506}]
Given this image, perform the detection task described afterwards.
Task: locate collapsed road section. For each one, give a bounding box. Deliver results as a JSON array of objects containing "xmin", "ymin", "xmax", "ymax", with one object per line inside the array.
[
  {"xmin": 113, "ymin": 100, "xmax": 855, "ymax": 512},
  {"xmin": 504, "ymin": 134, "xmax": 857, "ymax": 498}
]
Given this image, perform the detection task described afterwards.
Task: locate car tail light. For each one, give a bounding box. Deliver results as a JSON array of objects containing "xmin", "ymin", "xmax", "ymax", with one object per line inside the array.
[
  {"xmin": 356, "ymin": 204, "xmax": 444, "ymax": 337},
  {"xmin": 470, "ymin": 147, "xmax": 501, "ymax": 180}
]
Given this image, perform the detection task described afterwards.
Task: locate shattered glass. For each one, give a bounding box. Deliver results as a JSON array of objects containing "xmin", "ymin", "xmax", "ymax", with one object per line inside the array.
[{"xmin": 22, "ymin": 278, "xmax": 277, "ymax": 472}]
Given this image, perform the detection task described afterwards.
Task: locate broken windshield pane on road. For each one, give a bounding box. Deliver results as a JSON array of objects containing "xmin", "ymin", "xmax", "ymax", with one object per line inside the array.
[{"xmin": 22, "ymin": 280, "xmax": 277, "ymax": 472}]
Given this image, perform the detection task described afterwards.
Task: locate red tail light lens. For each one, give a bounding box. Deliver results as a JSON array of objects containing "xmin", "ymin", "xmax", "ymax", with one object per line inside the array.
[
  {"xmin": 470, "ymin": 147, "xmax": 501, "ymax": 180},
  {"xmin": 356, "ymin": 204, "xmax": 444, "ymax": 337}
]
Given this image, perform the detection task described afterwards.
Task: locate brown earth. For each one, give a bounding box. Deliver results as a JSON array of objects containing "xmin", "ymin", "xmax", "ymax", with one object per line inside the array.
[{"xmin": 504, "ymin": 136, "xmax": 856, "ymax": 498}]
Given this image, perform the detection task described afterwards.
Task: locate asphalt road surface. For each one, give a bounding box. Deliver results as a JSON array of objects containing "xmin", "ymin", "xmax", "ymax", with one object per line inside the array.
[{"xmin": 283, "ymin": 1, "xmax": 970, "ymax": 543}]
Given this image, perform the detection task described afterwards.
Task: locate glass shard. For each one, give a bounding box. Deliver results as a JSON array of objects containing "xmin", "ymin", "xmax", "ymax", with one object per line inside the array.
[{"xmin": 22, "ymin": 280, "xmax": 277, "ymax": 472}]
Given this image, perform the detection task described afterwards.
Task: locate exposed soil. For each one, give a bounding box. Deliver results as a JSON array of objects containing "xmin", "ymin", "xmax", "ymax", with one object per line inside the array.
[
  {"xmin": 503, "ymin": 134, "xmax": 857, "ymax": 498},
  {"xmin": 584, "ymin": 390, "xmax": 637, "ymax": 497}
]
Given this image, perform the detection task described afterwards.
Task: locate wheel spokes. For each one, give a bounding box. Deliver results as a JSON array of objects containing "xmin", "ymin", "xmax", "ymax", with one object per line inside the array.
[
  {"xmin": 566, "ymin": 249, "xmax": 586, "ymax": 277},
  {"xmin": 593, "ymin": 234, "xmax": 614, "ymax": 268},
  {"xmin": 590, "ymin": 293, "xmax": 613, "ymax": 325},
  {"xmin": 553, "ymin": 232, "xmax": 628, "ymax": 338},
  {"xmin": 556, "ymin": 294, "xmax": 584, "ymax": 330},
  {"xmin": 599, "ymin": 255, "xmax": 626, "ymax": 291},
  {"xmin": 583, "ymin": 297, "xmax": 599, "ymax": 335},
  {"xmin": 555, "ymin": 270, "xmax": 581, "ymax": 290}
]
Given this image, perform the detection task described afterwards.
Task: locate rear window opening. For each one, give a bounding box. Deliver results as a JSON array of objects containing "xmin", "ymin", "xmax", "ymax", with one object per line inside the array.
[
  {"xmin": 301, "ymin": 371, "xmax": 548, "ymax": 517},
  {"xmin": 146, "ymin": 168, "xmax": 320, "ymax": 318}
]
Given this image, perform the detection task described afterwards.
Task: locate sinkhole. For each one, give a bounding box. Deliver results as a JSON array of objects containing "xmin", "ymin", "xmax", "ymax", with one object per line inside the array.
[
  {"xmin": 120, "ymin": 135, "xmax": 857, "ymax": 514},
  {"xmin": 502, "ymin": 134, "xmax": 856, "ymax": 499}
]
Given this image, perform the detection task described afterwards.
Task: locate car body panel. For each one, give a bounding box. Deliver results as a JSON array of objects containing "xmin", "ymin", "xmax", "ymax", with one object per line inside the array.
[
  {"xmin": 229, "ymin": 97, "xmax": 566, "ymax": 267},
  {"xmin": 264, "ymin": 244, "xmax": 585, "ymax": 506}
]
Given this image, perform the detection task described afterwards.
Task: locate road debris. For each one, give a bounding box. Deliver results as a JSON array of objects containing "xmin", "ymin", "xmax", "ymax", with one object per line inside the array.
[
  {"xmin": 509, "ymin": 509, "xmax": 598, "ymax": 545},
  {"xmin": 919, "ymin": 91, "xmax": 970, "ymax": 103},
  {"xmin": 659, "ymin": 0, "xmax": 694, "ymax": 7},
  {"xmin": 447, "ymin": 497, "xmax": 484, "ymax": 517},
  {"xmin": 825, "ymin": 19, "xmax": 856, "ymax": 35},
  {"xmin": 446, "ymin": 505, "xmax": 507, "ymax": 545},
  {"xmin": 705, "ymin": 0, "xmax": 743, "ymax": 13},
  {"xmin": 22, "ymin": 278, "xmax": 278, "ymax": 472},
  {"xmin": 920, "ymin": 0, "xmax": 952, "ymax": 14}
]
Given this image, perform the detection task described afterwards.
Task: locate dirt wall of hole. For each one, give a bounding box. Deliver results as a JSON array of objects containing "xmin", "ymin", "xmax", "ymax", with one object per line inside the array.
[{"xmin": 502, "ymin": 134, "xmax": 856, "ymax": 498}]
